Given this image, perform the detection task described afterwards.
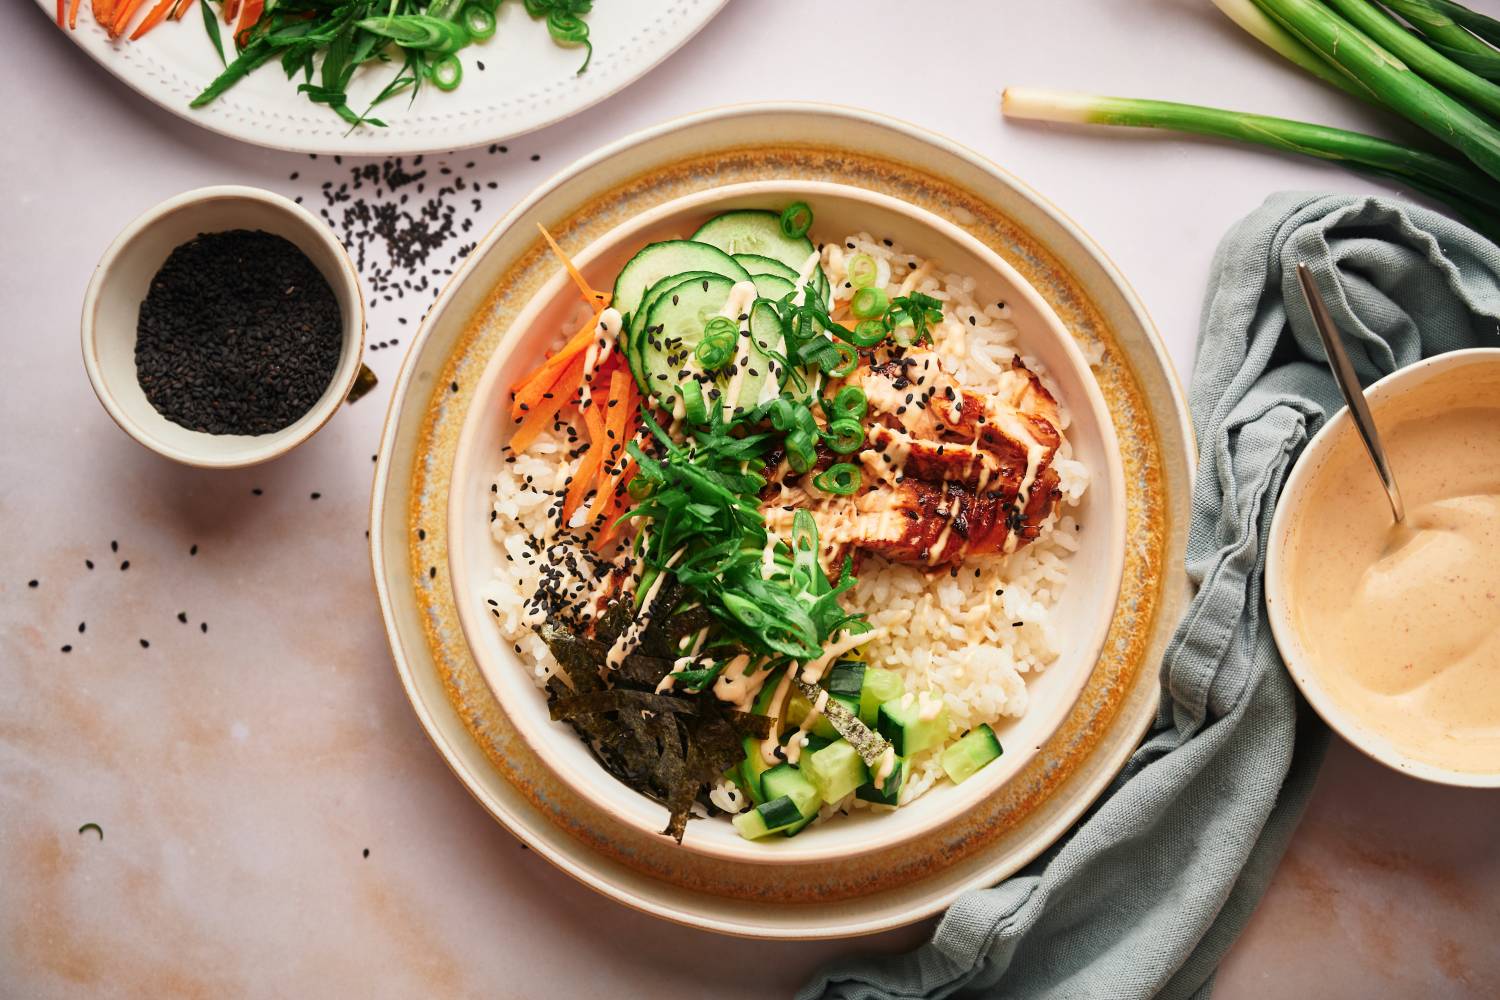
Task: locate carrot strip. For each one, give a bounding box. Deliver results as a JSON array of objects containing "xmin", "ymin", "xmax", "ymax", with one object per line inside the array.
[
  {"xmin": 223, "ymin": 0, "xmax": 239, "ymax": 23},
  {"xmin": 537, "ymin": 224, "xmax": 608, "ymax": 309},
  {"xmin": 233, "ymin": 0, "xmax": 262, "ymax": 44},
  {"xmin": 109, "ymin": 0, "xmax": 148, "ymax": 36},
  {"xmin": 129, "ymin": 0, "xmax": 175, "ymax": 39},
  {"xmin": 593, "ymin": 462, "xmax": 639, "ymax": 551},
  {"xmin": 170, "ymin": 0, "xmax": 195, "ymax": 19},
  {"xmin": 562, "ymin": 403, "xmax": 607, "ymax": 525},
  {"xmin": 69, "ymin": 0, "xmax": 84, "ymax": 28},
  {"xmin": 89, "ymin": 0, "xmax": 114, "ymax": 30},
  {"xmin": 509, "ymin": 307, "xmax": 605, "ymax": 421},
  {"xmin": 56, "ymin": 0, "xmax": 65, "ymax": 27},
  {"xmin": 508, "ymin": 355, "xmax": 584, "ymax": 455}
]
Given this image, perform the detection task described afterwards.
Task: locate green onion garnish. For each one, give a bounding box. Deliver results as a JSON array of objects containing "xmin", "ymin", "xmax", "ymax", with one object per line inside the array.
[
  {"xmin": 464, "ymin": 5, "xmax": 497, "ymax": 40},
  {"xmin": 430, "ymin": 54, "xmax": 464, "ymax": 91},
  {"xmin": 831, "ymin": 385, "xmax": 868, "ymax": 421},
  {"xmin": 814, "ymin": 463, "xmax": 862, "ymax": 495},
  {"xmin": 696, "ymin": 317, "xmax": 737, "ymax": 371},
  {"xmin": 785, "ymin": 429, "xmax": 818, "ymax": 474},
  {"xmin": 824, "ymin": 418, "xmax": 864, "ymax": 455},
  {"xmin": 780, "ymin": 202, "xmax": 814, "ymax": 239},
  {"xmin": 677, "ymin": 380, "xmax": 708, "ymax": 424},
  {"xmin": 850, "ymin": 286, "xmax": 888, "ymax": 319},
  {"xmin": 846, "ymin": 253, "xmax": 878, "ymax": 289},
  {"xmin": 828, "ymin": 342, "xmax": 859, "ymax": 378}
]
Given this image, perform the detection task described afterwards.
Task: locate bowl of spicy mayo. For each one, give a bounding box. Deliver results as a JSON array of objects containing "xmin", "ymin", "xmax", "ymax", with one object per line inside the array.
[{"xmin": 1266, "ymin": 348, "xmax": 1500, "ymax": 787}]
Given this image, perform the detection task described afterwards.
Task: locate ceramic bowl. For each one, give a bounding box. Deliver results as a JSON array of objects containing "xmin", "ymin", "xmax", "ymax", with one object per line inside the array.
[
  {"xmin": 1266, "ymin": 347, "xmax": 1500, "ymax": 788},
  {"xmin": 449, "ymin": 180, "xmax": 1127, "ymax": 862},
  {"xmin": 80, "ymin": 185, "xmax": 365, "ymax": 469}
]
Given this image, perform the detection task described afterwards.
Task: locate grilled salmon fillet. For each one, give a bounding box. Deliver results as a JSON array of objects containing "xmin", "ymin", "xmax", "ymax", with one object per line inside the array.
[{"xmin": 766, "ymin": 349, "xmax": 1065, "ymax": 569}]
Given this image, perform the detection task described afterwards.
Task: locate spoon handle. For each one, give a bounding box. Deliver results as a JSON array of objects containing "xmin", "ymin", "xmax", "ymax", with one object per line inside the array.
[{"xmin": 1296, "ymin": 263, "xmax": 1406, "ymax": 523}]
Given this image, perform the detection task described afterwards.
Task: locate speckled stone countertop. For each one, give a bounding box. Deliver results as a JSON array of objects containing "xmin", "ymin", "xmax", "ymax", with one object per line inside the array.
[{"xmin": 3, "ymin": 1, "xmax": 1497, "ymax": 996}]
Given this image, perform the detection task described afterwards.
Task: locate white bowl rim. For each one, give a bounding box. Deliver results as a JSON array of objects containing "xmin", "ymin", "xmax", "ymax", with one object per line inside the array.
[
  {"xmin": 1265, "ymin": 346, "xmax": 1500, "ymax": 788},
  {"xmin": 448, "ymin": 178, "xmax": 1129, "ymax": 863},
  {"xmin": 79, "ymin": 184, "xmax": 366, "ymax": 470}
]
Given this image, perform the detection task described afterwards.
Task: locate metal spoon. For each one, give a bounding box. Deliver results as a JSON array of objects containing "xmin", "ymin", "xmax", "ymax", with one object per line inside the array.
[{"xmin": 1295, "ymin": 263, "xmax": 1406, "ymax": 523}]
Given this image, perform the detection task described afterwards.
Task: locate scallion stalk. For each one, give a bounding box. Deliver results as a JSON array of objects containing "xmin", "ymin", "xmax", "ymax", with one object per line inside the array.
[
  {"xmin": 1211, "ymin": 0, "xmax": 1374, "ymax": 101},
  {"xmin": 1000, "ymin": 88, "xmax": 1500, "ymax": 216},
  {"xmin": 1381, "ymin": 0, "xmax": 1500, "ymax": 79},
  {"xmin": 1251, "ymin": 0, "xmax": 1500, "ymax": 181}
]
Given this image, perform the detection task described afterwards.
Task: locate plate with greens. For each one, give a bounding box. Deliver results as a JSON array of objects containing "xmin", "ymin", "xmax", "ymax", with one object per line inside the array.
[
  {"xmin": 40, "ymin": 0, "xmax": 726, "ymax": 155},
  {"xmin": 448, "ymin": 181, "xmax": 1127, "ymax": 860}
]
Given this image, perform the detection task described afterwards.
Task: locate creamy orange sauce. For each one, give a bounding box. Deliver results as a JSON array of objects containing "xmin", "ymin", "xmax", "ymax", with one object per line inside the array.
[{"xmin": 1285, "ymin": 367, "xmax": 1500, "ymax": 774}]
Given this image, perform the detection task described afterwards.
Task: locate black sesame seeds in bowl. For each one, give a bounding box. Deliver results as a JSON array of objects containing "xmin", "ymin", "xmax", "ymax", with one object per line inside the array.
[{"xmin": 82, "ymin": 186, "xmax": 366, "ymax": 469}]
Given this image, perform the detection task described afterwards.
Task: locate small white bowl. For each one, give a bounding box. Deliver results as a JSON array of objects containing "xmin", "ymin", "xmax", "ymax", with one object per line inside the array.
[
  {"xmin": 1266, "ymin": 347, "xmax": 1500, "ymax": 788},
  {"xmin": 448, "ymin": 181, "xmax": 1128, "ymax": 862},
  {"xmin": 80, "ymin": 185, "xmax": 366, "ymax": 469}
]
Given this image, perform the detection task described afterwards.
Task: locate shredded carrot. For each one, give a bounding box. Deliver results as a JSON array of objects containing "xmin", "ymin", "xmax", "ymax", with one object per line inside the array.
[
  {"xmin": 233, "ymin": 0, "xmax": 262, "ymax": 44},
  {"xmin": 508, "ymin": 308, "xmax": 604, "ymax": 421},
  {"xmin": 593, "ymin": 462, "xmax": 638, "ymax": 552},
  {"xmin": 129, "ymin": 0, "xmax": 176, "ymax": 39},
  {"xmin": 508, "ymin": 354, "xmax": 584, "ymax": 454},
  {"xmin": 223, "ymin": 0, "xmax": 240, "ymax": 23},
  {"xmin": 537, "ymin": 224, "xmax": 608, "ymax": 308},
  {"xmin": 562, "ymin": 403, "xmax": 608, "ymax": 525},
  {"xmin": 170, "ymin": 0, "xmax": 195, "ymax": 19},
  {"xmin": 109, "ymin": 0, "xmax": 149, "ymax": 36},
  {"xmin": 56, "ymin": 0, "xmax": 65, "ymax": 27}
]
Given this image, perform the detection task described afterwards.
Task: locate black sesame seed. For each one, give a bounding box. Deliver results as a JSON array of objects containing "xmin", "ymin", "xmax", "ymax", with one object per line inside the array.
[
  {"xmin": 27, "ymin": 579, "xmax": 38, "ymax": 588},
  {"xmin": 120, "ymin": 561, "xmax": 130, "ymax": 571},
  {"xmin": 140, "ymin": 639, "xmax": 150, "ymax": 649},
  {"xmin": 61, "ymin": 645, "xmax": 72, "ymax": 654},
  {"xmin": 201, "ymin": 622, "xmax": 208, "ymax": 634},
  {"xmin": 311, "ymin": 492, "xmax": 321, "ymax": 500}
]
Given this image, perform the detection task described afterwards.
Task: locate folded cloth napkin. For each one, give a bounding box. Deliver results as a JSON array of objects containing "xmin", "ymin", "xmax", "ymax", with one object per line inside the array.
[{"xmin": 801, "ymin": 193, "xmax": 1500, "ymax": 1000}]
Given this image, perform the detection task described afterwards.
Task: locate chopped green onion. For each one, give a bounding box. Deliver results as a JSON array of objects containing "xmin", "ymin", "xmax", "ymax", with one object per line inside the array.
[
  {"xmin": 831, "ymin": 385, "xmax": 868, "ymax": 421},
  {"xmin": 785, "ymin": 430, "xmax": 818, "ymax": 474},
  {"xmin": 828, "ymin": 341, "xmax": 859, "ymax": 378},
  {"xmin": 780, "ymin": 202, "xmax": 813, "ymax": 239},
  {"xmin": 696, "ymin": 317, "xmax": 737, "ymax": 371},
  {"xmin": 848, "ymin": 319, "xmax": 889, "ymax": 348},
  {"xmin": 626, "ymin": 475, "xmax": 654, "ymax": 501},
  {"xmin": 357, "ymin": 15, "xmax": 471, "ymax": 55},
  {"xmin": 430, "ymin": 54, "xmax": 464, "ymax": 91},
  {"xmin": 677, "ymin": 380, "xmax": 708, "ymax": 424},
  {"xmin": 464, "ymin": 4, "xmax": 497, "ymax": 40},
  {"xmin": 814, "ymin": 463, "xmax": 862, "ymax": 495},
  {"xmin": 845, "ymin": 253, "xmax": 878, "ymax": 289},
  {"xmin": 824, "ymin": 418, "xmax": 864, "ymax": 455},
  {"xmin": 545, "ymin": 9, "xmax": 593, "ymax": 74},
  {"xmin": 850, "ymin": 286, "xmax": 888, "ymax": 320},
  {"xmin": 886, "ymin": 309, "xmax": 918, "ymax": 347}
]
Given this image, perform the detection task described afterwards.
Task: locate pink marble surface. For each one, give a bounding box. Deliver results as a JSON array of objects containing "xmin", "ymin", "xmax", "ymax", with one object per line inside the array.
[{"xmin": 3, "ymin": 1, "xmax": 1497, "ymax": 997}]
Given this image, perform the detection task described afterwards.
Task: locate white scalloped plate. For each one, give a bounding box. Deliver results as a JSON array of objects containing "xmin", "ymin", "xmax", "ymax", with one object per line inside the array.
[{"xmin": 34, "ymin": 0, "xmax": 725, "ymax": 155}]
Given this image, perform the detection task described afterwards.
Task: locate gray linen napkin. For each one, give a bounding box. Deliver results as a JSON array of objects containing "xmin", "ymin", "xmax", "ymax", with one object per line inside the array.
[{"xmin": 800, "ymin": 193, "xmax": 1500, "ymax": 1000}]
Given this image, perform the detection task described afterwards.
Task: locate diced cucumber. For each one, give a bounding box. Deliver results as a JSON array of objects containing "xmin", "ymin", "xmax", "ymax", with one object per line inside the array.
[
  {"xmin": 804, "ymin": 740, "xmax": 870, "ymax": 804},
  {"xmin": 611, "ymin": 239, "xmax": 748, "ymax": 333},
  {"xmin": 826, "ymin": 661, "xmax": 865, "ymax": 698},
  {"xmin": 741, "ymin": 667, "xmax": 786, "ymax": 805},
  {"xmin": 786, "ymin": 690, "xmax": 859, "ymax": 741},
  {"xmin": 760, "ymin": 763, "xmax": 821, "ymax": 836},
  {"xmin": 693, "ymin": 210, "xmax": 829, "ymax": 306},
  {"xmin": 857, "ymin": 668, "xmax": 904, "ymax": 726},
  {"xmin": 733, "ymin": 794, "xmax": 799, "ymax": 839},
  {"xmin": 800, "ymin": 733, "xmax": 834, "ymax": 755},
  {"xmin": 876, "ymin": 693, "xmax": 949, "ymax": 757},
  {"xmin": 855, "ymin": 756, "xmax": 907, "ymax": 806},
  {"xmin": 941, "ymin": 724, "xmax": 1004, "ymax": 784},
  {"xmin": 734, "ymin": 253, "xmax": 798, "ymax": 281},
  {"xmin": 751, "ymin": 272, "xmax": 795, "ymax": 302}
]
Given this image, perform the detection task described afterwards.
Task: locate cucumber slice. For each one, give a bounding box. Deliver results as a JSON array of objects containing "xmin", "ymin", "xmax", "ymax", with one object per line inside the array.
[
  {"xmin": 750, "ymin": 272, "xmax": 795, "ymax": 302},
  {"xmin": 734, "ymin": 253, "xmax": 798, "ymax": 281},
  {"xmin": 941, "ymin": 724, "xmax": 1004, "ymax": 784},
  {"xmin": 611, "ymin": 240, "xmax": 749, "ymax": 326},
  {"xmin": 638, "ymin": 274, "xmax": 733, "ymax": 409},
  {"xmin": 858, "ymin": 668, "xmax": 904, "ymax": 726},
  {"xmin": 761, "ymin": 763, "xmax": 821, "ymax": 837},
  {"xmin": 804, "ymin": 740, "xmax": 870, "ymax": 804},
  {"xmin": 625, "ymin": 269, "xmax": 720, "ymax": 384},
  {"xmin": 694, "ymin": 210, "xmax": 829, "ymax": 306},
  {"xmin": 734, "ymin": 299, "xmax": 786, "ymax": 414},
  {"xmin": 876, "ymin": 693, "xmax": 949, "ymax": 757},
  {"xmin": 856, "ymin": 756, "xmax": 907, "ymax": 806}
]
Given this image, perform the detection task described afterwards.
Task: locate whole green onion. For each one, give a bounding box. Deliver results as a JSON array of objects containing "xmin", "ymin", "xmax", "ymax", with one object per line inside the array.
[
  {"xmin": 823, "ymin": 419, "xmax": 864, "ymax": 455},
  {"xmin": 780, "ymin": 202, "xmax": 814, "ymax": 239},
  {"xmin": 845, "ymin": 253, "xmax": 878, "ymax": 289},
  {"xmin": 850, "ymin": 286, "xmax": 889, "ymax": 320},
  {"xmin": 814, "ymin": 463, "xmax": 862, "ymax": 496}
]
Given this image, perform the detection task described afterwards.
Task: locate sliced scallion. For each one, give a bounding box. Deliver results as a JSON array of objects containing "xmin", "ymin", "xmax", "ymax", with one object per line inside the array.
[
  {"xmin": 780, "ymin": 202, "xmax": 813, "ymax": 239},
  {"xmin": 850, "ymin": 286, "xmax": 889, "ymax": 320},
  {"xmin": 845, "ymin": 253, "xmax": 878, "ymax": 289},
  {"xmin": 430, "ymin": 54, "xmax": 464, "ymax": 91},
  {"xmin": 814, "ymin": 463, "xmax": 862, "ymax": 496}
]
